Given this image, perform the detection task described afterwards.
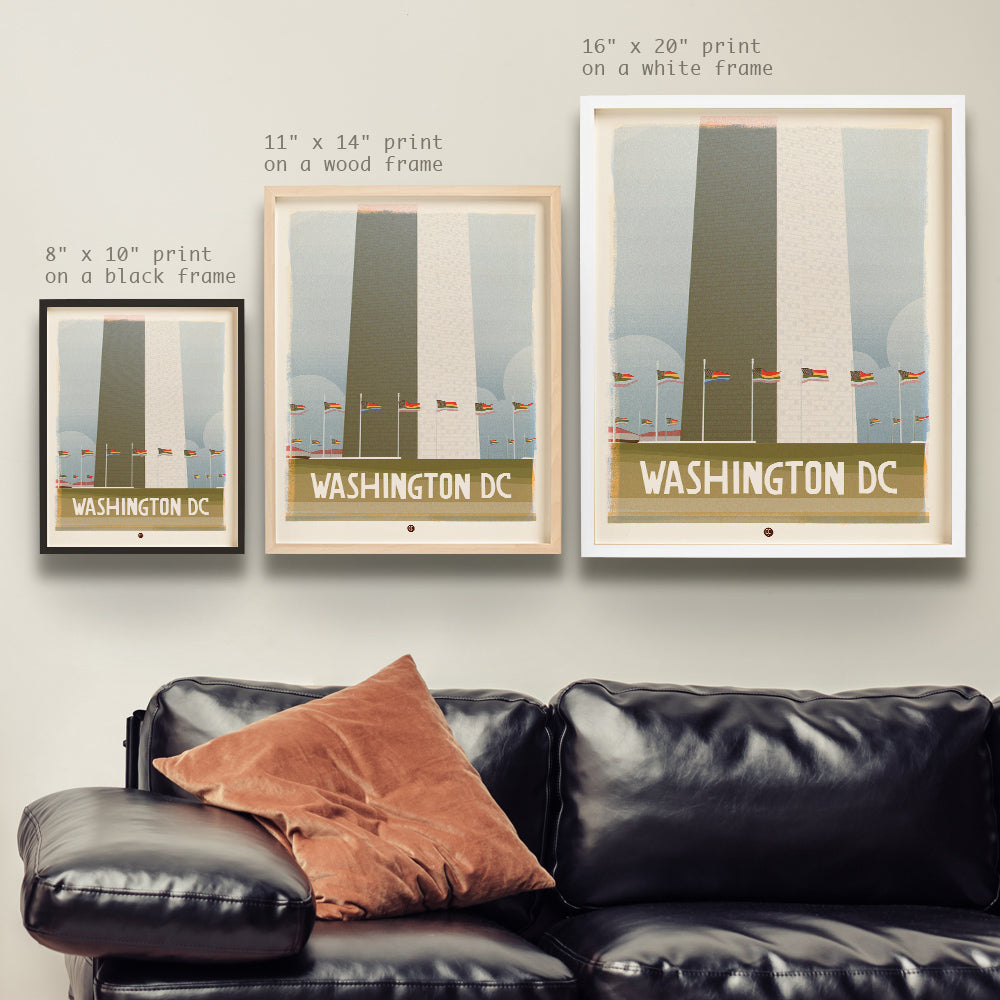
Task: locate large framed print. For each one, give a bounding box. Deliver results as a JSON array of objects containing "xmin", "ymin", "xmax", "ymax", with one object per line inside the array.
[
  {"xmin": 40, "ymin": 299, "xmax": 244, "ymax": 554},
  {"xmin": 582, "ymin": 96, "xmax": 964, "ymax": 558},
  {"xmin": 266, "ymin": 186, "xmax": 561, "ymax": 554}
]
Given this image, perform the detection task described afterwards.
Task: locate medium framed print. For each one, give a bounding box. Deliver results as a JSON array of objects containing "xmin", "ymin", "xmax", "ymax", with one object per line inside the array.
[
  {"xmin": 40, "ymin": 299, "xmax": 244, "ymax": 553},
  {"xmin": 581, "ymin": 96, "xmax": 964, "ymax": 557},
  {"xmin": 265, "ymin": 186, "xmax": 561, "ymax": 554}
]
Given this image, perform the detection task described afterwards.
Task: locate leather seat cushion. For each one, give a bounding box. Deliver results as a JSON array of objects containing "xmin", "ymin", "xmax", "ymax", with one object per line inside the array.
[
  {"xmin": 87, "ymin": 911, "xmax": 577, "ymax": 1000},
  {"xmin": 542, "ymin": 902, "xmax": 1000, "ymax": 1000}
]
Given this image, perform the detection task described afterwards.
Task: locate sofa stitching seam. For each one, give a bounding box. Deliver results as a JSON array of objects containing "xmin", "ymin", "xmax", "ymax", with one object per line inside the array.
[
  {"xmin": 93, "ymin": 979, "xmax": 578, "ymax": 992},
  {"xmin": 167, "ymin": 677, "xmax": 546, "ymax": 710},
  {"xmin": 565, "ymin": 680, "xmax": 985, "ymax": 706},
  {"xmin": 29, "ymin": 879, "xmax": 314, "ymax": 908}
]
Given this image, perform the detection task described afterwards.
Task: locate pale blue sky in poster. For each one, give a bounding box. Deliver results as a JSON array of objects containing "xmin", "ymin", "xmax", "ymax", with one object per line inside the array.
[
  {"xmin": 55, "ymin": 319, "xmax": 226, "ymax": 485},
  {"xmin": 286, "ymin": 209, "xmax": 537, "ymax": 454},
  {"xmin": 609, "ymin": 124, "xmax": 930, "ymax": 441}
]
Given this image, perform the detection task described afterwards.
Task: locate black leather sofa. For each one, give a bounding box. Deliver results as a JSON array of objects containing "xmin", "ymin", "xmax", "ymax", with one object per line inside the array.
[{"xmin": 18, "ymin": 676, "xmax": 1000, "ymax": 1000}]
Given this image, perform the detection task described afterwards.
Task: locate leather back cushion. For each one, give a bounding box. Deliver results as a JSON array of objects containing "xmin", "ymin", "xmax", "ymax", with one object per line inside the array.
[
  {"xmin": 138, "ymin": 676, "xmax": 552, "ymax": 928},
  {"xmin": 552, "ymin": 681, "xmax": 1000, "ymax": 909}
]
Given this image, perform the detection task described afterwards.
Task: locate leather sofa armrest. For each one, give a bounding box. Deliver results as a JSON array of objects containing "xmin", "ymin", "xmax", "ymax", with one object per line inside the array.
[{"xmin": 19, "ymin": 787, "xmax": 315, "ymax": 963}]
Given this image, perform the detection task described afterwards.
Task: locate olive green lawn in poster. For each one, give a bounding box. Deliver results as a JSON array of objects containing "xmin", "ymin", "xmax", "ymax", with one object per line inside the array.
[
  {"xmin": 287, "ymin": 458, "xmax": 535, "ymax": 520},
  {"xmin": 610, "ymin": 443, "xmax": 926, "ymax": 522}
]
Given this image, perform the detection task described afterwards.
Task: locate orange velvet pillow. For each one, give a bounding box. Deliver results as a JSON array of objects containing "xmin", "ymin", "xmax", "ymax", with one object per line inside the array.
[{"xmin": 153, "ymin": 655, "xmax": 553, "ymax": 920}]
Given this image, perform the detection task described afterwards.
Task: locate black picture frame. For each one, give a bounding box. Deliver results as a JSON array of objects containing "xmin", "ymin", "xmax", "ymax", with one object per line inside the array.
[{"xmin": 40, "ymin": 298, "xmax": 245, "ymax": 554}]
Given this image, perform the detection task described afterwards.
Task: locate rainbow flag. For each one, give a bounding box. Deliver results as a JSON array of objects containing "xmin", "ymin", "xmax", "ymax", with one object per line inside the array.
[
  {"xmin": 612, "ymin": 372, "xmax": 635, "ymax": 386},
  {"xmin": 331, "ymin": 438, "xmax": 341, "ymax": 445},
  {"xmin": 893, "ymin": 418, "xmax": 901, "ymax": 424},
  {"xmin": 850, "ymin": 370, "xmax": 876, "ymax": 386},
  {"xmin": 801, "ymin": 368, "xmax": 829, "ymax": 381},
  {"xmin": 753, "ymin": 368, "xmax": 781, "ymax": 382},
  {"xmin": 324, "ymin": 401, "xmax": 342, "ymax": 411},
  {"xmin": 362, "ymin": 402, "xmax": 381, "ymax": 412},
  {"xmin": 81, "ymin": 449, "xmax": 94, "ymax": 455},
  {"xmin": 133, "ymin": 449, "xmax": 147, "ymax": 456},
  {"xmin": 291, "ymin": 438, "xmax": 303, "ymax": 444},
  {"xmin": 704, "ymin": 370, "xmax": 730, "ymax": 383},
  {"xmin": 657, "ymin": 370, "xmax": 681, "ymax": 383},
  {"xmin": 475, "ymin": 402, "xmax": 493, "ymax": 413},
  {"xmin": 436, "ymin": 400, "xmax": 458, "ymax": 410},
  {"xmin": 513, "ymin": 401, "xmax": 533, "ymax": 411},
  {"xmin": 525, "ymin": 436, "xmax": 536, "ymax": 443},
  {"xmin": 289, "ymin": 403, "xmax": 307, "ymax": 413},
  {"xmin": 157, "ymin": 448, "xmax": 171, "ymax": 455},
  {"xmin": 184, "ymin": 449, "xmax": 197, "ymax": 456},
  {"xmin": 311, "ymin": 439, "xmax": 321, "ymax": 445},
  {"xmin": 507, "ymin": 438, "xmax": 515, "ymax": 444},
  {"xmin": 916, "ymin": 415, "xmax": 930, "ymax": 422},
  {"xmin": 57, "ymin": 450, "xmax": 69, "ymax": 456},
  {"xmin": 209, "ymin": 449, "xmax": 223, "ymax": 456},
  {"xmin": 665, "ymin": 417, "xmax": 679, "ymax": 425},
  {"xmin": 489, "ymin": 438, "xmax": 499, "ymax": 445},
  {"xmin": 641, "ymin": 418, "xmax": 653, "ymax": 425},
  {"xmin": 869, "ymin": 417, "xmax": 881, "ymax": 425},
  {"xmin": 107, "ymin": 449, "xmax": 121, "ymax": 456},
  {"xmin": 399, "ymin": 400, "xmax": 420, "ymax": 410},
  {"xmin": 615, "ymin": 416, "xmax": 630, "ymax": 424},
  {"xmin": 899, "ymin": 369, "xmax": 925, "ymax": 384}
]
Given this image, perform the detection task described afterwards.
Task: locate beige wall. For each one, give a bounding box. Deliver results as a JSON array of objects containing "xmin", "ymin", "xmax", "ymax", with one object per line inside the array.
[{"xmin": 3, "ymin": 0, "xmax": 998, "ymax": 995}]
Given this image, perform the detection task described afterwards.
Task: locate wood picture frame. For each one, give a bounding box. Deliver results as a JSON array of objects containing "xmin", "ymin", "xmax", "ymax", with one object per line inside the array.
[
  {"xmin": 40, "ymin": 299, "xmax": 244, "ymax": 554},
  {"xmin": 265, "ymin": 186, "xmax": 561, "ymax": 554},
  {"xmin": 581, "ymin": 96, "xmax": 964, "ymax": 558}
]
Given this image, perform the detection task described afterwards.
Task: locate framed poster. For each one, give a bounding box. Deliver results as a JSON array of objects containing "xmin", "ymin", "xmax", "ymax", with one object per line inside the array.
[
  {"xmin": 265, "ymin": 186, "xmax": 560, "ymax": 554},
  {"xmin": 582, "ymin": 96, "xmax": 964, "ymax": 557},
  {"xmin": 40, "ymin": 299, "xmax": 244, "ymax": 554}
]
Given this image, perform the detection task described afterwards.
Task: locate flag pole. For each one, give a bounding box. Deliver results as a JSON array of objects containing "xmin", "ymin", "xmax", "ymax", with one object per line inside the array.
[
  {"xmin": 799, "ymin": 362, "xmax": 803, "ymax": 443},
  {"xmin": 654, "ymin": 361, "xmax": 659, "ymax": 446},
  {"xmin": 701, "ymin": 358, "xmax": 706, "ymax": 442},
  {"xmin": 130, "ymin": 442, "xmax": 134, "ymax": 489},
  {"xmin": 511, "ymin": 403, "xmax": 516, "ymax": 460},
  {"xmin": 104, "ymin": 444, "xmax": 108, "ymax": 488},
  {"xmin": 322, "ymin": 396, "xmax": 327, "ymax": 459},
  {"xmin": 898, "ymin": 374, "xmax": 903, "ymax": 445},
  {"xmin": 397, "ymin": 393, "xmax": 401, "ymax": 458},
  {"xmin": 358, "ymin": 392, "xmax": 362, "ymax": 458},
  {"xmin": 750, "ymin": 358, "xmax": 755, "ymax": 444}
]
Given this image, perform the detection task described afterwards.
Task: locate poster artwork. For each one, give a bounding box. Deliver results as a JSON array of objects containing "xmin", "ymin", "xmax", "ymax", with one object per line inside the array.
[
  {"xmin": 585, "ymin": 100, "xmax": 962, "ymax": 554},
  {"xmin": 41, "ymin": 300, "xmax": 243, "ymax": 553},
  {"xmin": 267, "ymin": 188, "xmax": 560, "ymax": 553}
]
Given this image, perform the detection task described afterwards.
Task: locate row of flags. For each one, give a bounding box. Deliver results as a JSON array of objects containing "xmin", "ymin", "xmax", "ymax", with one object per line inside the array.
[
  {"xmin": 614, "ymin": 368, "xmax": 925, "ymax": 386},
  {"xmin": 58, "ymin": 447, "xmax": 223, "ymax": 457},
  {"xmin": 291, "ymin": 400, "xmax": 533, "ymax": 413}
]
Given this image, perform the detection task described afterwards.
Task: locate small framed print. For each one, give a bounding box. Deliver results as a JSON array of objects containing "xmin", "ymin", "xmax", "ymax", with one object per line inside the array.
[
  {"xmin": 265, "ymin": 186, "xmax": 561, "ymax": 554},
  {"xmin": 581, "ymin": 96, "xmax": 965, "ymax": 557},
  {"xmin": 40, "ymin": 299, "xmax": 244, "ymax": 554}
]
